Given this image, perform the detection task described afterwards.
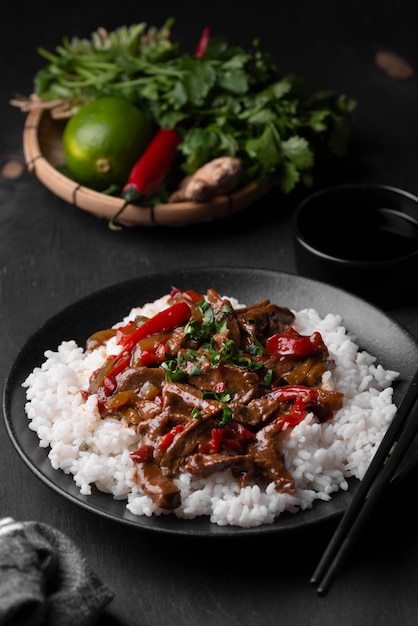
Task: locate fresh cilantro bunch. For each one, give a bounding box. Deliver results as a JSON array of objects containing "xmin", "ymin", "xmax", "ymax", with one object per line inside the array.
[{"xmin": 33, "ymin": 19, "xmax": 356, "ymax": 197}]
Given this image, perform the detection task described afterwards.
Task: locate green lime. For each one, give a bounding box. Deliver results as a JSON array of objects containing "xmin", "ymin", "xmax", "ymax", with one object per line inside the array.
[{"xmin": 62, "ymin": 97, "xmax": 154, "ymax": 191}]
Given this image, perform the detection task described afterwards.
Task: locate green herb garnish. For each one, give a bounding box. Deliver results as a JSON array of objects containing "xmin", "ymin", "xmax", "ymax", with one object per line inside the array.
[{"xmin": 31, "ymin": 19, "xmax": 356, "ymax": 200}]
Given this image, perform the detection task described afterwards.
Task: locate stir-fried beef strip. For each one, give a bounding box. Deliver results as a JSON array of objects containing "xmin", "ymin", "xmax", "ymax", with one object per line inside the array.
[
  {"xmin": 248, "ymin": 421, "xmax": 295, "ymax": 493},
  {"xmin": 235, "ymin": 299, "xmax": 296, "ymax": 349},
  {"xmin": 183, "ymin": 452, "xmax": 253, "ymax": 479},
  {"xmin": 185, "ymin": 362, "xmax": 261, "ymax": 403},
  {"xmin": 84, "ymin": 288, "xmax": 344, "ymax": 511},
  {"xmin": 136, "ymin": 460, "xmax": 182, "ymax": 510},
  {"xmin": 117, "ymin": 366, "xmax": 165, "ymax": 394},
  {"xmin": 155, "ymin": 414, "xmax": 219, "ymax": 476},
  {"xmin": 161, "ymin": 381, "xmax": 223, "ymax": 418},
  {"xmin": 206, "ymin": 288, "xmax": 242, "ymax": 346},
  {"xmin": 131, "ymin": 326, "xmax": 186, "ymax": 365},
  {"xmin": 229, "ymin": 396, "xmax": 282, "ymax": 429}
]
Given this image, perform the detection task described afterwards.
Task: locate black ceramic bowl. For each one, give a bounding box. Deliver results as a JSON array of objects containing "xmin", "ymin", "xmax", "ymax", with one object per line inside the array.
[{"xmin": 293, "ymin": 183, "xmax": 418, "ymax": 308}]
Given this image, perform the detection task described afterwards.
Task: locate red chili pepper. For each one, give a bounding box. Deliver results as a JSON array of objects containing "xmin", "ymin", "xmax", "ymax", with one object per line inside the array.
[
  {"xmin": 108, "ymin": 127, "xmax": 181, "ymax": 229},
  {"xmin": 122, "ymin": 127, "xmax": 182, "ymax": 206},
  {"xmin": 194, "ymin": 25, "xmax": 211, "ymax": 58},
  {"xmin": 266, "ymin": 327, "xmax": 325, "ymax": 357}
]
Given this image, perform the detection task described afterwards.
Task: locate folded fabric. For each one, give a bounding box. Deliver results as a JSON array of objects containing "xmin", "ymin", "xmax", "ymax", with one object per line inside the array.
[{"xmin": 0, "ymin": 517, "xmax": 114, "ymax": 626}]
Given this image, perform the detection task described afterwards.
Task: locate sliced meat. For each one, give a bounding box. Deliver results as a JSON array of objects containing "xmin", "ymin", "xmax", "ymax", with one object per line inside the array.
[
  {"xmin": 136, "ymin": 412, "xmax": 172, "ymax": 441},
  {"xmin": 161, "ymin": 381, "xmax": 223, "ymax": 418},
  {"xmin": 183, "ymin": 452, "xmax": 253, "ymax": 478},
  {"xmin": 248, "ymin": 420, "xmax": 295, "ymax": 494},
  {"xmin": 135, "ymin": 461, "xmax": 181, "ymax": 510},
  {"xmin": 163, "ymin": 326, "xmax": 187, "ymax": 356},
  {"xmin": 206, "ymin": 288, "xmax": 242, "ymax": 346},
  {"xmin": 236, "ymin": 301, "xmax": 295, "ymax": 344},
  {"xmin": 117, "ymin": 366, "xmax": 165, "ymax": 394},
  {"xmin": 229, "ymin": 395, "xmax": 280, "ymax": 428},
  {"xmin": 154, "ymin": 416, "xmax": 218, "ymax": 475},
  {"xmin": 134, "ymin": 399, "xmax": 163, "ymax": 422},
  {"xmin": 187, "ymin": 363, "xmax": 260, "ymax": 403}
]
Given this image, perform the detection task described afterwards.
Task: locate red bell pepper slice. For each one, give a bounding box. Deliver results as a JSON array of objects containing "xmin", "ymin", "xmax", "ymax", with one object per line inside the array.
[
  {"xmin": 139, "ymin": 349, "xmax": 161, "ymax": 367},
  {"xmin": 129, "ymin": 445, "xmax": 154, "ymax": 463},
  {"xmin": 266, "ymin": 327, "xmax": 325, "ymax": 357},
  {"xmin": 115, "ymin": 320, "xmax": 137, "ymax": 345},
  {"xmin": 170, "ymin": 286, "xmax": 205, "ymax": 304},
  {"xmin": 265, "ymin": 385, "xmax": 318, "ymax": 403},
  {"xmin": 266, "ymin": 385, "xmax": 339, "ymax": 431},
  {"xmin": 276, "ymin": 397, "xmax": 312, "ymax": 431},
  {"xmin": 118, "ymin": 301, "xmax": 191, "ymax": 353},
  {"xmin": 198, "ymin": 427, "xmax": 225, "ymax": 454},
  {"xmin": 107, "ymin": 354, "xmax": 131, "ymax": 378},
  {"xmin": 93, "ymin": 354, "xmax": 132, "ymax": 402},
  {"xmin": 231, "ymin": 422, "xmax": 255, "ymax": 440},
  {"xmin": 208, "ymin": 428, "xmax": 225, "ymax": 452},
  {"xmin": 157, "ymin": 424, "xmax": 185, "ymax": 451},
  {"xmin": 265, "ymin": 385, "xmax": 317, "ymax": 431},
  {"xmin": 198, "ymin": 421, "xmax": 255, "ymax": 455},
  {"xmin": 91, "ymin": 301, "xmax": 192, "ymax": 400}
]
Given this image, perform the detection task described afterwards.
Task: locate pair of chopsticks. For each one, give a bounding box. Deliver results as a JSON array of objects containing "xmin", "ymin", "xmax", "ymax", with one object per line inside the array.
[{"xmin": 311, "ymin": 367, "xmax": 418, "ymax": 596}]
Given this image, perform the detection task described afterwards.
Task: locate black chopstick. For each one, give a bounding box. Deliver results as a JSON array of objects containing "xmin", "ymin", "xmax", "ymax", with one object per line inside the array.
[{"xmin": 310, "ymin": 367, "xmax": 418, "ymax": 596}]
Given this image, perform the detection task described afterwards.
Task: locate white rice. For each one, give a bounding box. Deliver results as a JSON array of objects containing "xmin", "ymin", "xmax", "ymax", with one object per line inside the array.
[{"xmin": 22, "ymin": 294, "xmax": 400, "ymax": 528}]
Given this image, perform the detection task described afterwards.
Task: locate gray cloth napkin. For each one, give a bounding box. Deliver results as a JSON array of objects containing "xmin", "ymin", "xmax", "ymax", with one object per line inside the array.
[{"xmin": 0, "ymin": 517, "xmax": 114, "ymax": 626}]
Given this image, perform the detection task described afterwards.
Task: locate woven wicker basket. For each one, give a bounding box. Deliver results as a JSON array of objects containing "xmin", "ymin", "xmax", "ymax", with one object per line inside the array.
[{"xmin": 23, "ymin": 109, "xmax": 271, "ymax": 227}]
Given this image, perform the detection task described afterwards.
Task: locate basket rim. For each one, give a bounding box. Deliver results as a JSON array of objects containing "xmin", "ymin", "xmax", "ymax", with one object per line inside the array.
[{"xmin": 23, "ymin": 108, "xmax": 271, "ymax": 227}]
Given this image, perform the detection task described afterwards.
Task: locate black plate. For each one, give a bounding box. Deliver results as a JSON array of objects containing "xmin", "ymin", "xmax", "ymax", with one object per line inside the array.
[{"xmin": 3, "ymin": 267, "xmax": 418, "ymax": 537}]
